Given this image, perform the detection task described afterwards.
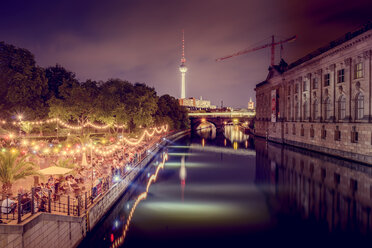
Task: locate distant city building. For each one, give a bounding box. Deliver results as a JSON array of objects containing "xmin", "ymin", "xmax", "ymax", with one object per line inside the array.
[
  {"xmin": 255, "ymin": 23, "xmax": 372, "ymax": 164},
  {"xmin": 179, "ymin": 96, "xmax": 216, "ymax": 110},
  {"xmin": 248, "ymin": 97, "xmax": 255, "ymax": 110}
]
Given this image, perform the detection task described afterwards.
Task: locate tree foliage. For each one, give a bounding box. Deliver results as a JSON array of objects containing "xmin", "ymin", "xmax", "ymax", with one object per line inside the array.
[
  {"xmin": 155, "ymin": 94, "xmax": 189, "ymax": 130},
  {"xmin": 0, "ymin": 42, "xmax": 49, "ymax": 119},
  {"xmin": 0, "ymin": 41, "xmax": 189, "ymax": 133},
  {"xmin": 0, "ymin": 151, "xmax": 39, "ymax": 196}
]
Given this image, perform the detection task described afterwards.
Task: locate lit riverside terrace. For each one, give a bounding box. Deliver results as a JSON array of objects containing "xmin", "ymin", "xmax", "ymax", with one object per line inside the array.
[
  {"xmin": 0, "ymin": 119, "xmax": 169, "ymax": 225},
  {"xmin": 1, "ymin": 1, "xmax": 372, "ymax": 248}
]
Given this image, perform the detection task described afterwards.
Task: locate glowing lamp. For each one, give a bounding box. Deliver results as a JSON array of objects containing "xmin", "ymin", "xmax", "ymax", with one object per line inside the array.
[{"xmin": 114, "ymin": 175, "xmax": 120, "ymax": 182}]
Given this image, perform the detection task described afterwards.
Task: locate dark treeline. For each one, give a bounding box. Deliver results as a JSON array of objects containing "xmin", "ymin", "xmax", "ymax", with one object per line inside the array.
[{"xmin": 0, "ymin": 41, "xmax": 189, "ymax": 132}]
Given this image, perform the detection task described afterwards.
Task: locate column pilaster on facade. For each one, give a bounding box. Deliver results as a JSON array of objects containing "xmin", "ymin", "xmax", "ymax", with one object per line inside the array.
[
  {"xmin": 363, "ymin": 50, "xmax": 372, "ymax": 122},
  {"xmin": 290, "ymin": 80, "xmax": 294, "ymax": 121},
  {"xmin": 307, "ymin": 73, "xmax": 312, "ymax": 121},
  {"xmin": 331, "ymin": 64, "xmax": 336, "ymax": 122},
  {"xmin": 345, "ymin": 57, "xmax": 353, "ymax": 122},
  {"xmin": 298, "ymin": 76, "xmax": 303, "ymax": 121},
  {"xmin": 318, "ymin": 69, "xmax": 323, "ymax": 122}
]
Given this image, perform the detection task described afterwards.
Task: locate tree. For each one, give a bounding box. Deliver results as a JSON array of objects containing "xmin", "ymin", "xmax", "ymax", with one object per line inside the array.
[
  {"xmin": 45, "ymin": 64, "xmax": 79, "ymax": 100},
  {"xmin": 48, "ymin": 80, "xmax": 100, "ymax": 132},
  {"xmin": 0, "ymin": 151, "xmax": 39, "ymax": 197},
  {"xmin": 95, "ymin": 79, "xmax": 133, "ymax": 132},
  {"xmin": 0, "ymin": 42, "xmax": 49, "ymax": 119},
  {"xmin": 20, "ymin": 121, "xmax": 33, "ymax": 135},
  {"xmin": 156, "ymin": 94, "xmax": 189, "ymax": 130},
  {"xmin": 66, "ymin": 133, "xmax": 99, "ymax": 166},
  {"xmin": 129, "ymin": 83, "xmax": 158, "ymax": 130}
]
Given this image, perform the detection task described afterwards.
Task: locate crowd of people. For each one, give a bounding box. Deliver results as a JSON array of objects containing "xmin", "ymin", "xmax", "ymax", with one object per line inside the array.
[{"xmin": 0, "ymin": 133, "xmax": 163, "ymax": 223}]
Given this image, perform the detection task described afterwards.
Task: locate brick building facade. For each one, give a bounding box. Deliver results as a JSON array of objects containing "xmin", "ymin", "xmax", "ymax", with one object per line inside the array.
[{"xmin": 255, "ymin": 23, "xmax": 372, "ymax": 164}]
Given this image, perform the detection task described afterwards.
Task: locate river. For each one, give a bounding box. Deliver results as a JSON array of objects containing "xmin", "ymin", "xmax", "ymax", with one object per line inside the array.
[{"xmin": 80, "ymin": 125, "xmax": 372, "ymax": 248}]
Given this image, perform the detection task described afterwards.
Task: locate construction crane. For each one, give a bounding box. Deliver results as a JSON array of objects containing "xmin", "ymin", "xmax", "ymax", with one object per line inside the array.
[{"xmin": 216, "ymin": 35, "xmax": 297, "ymax": 66}]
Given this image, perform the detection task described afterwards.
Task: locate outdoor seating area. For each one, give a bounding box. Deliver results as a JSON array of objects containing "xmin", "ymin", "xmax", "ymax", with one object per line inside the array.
[{"xmin": 0, "ymin": 131, "xmax": 165, "ymax": 224}]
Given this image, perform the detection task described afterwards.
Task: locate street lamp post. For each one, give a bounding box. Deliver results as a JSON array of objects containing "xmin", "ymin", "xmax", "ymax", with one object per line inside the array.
[{"xmin": 18, "ymin": 115, "xmax": 22, "ymax": 136}]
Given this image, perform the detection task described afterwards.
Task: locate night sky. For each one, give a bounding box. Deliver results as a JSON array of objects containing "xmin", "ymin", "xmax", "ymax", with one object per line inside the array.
[{"xmin": 1, "ymin": 0, "xmax": 372, "ymax": 108}]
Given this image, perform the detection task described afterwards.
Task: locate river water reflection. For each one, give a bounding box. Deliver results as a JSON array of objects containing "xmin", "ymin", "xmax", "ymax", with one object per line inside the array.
[{"xmin": 80, "ymin": 126, "xmax": 372, "ymax": 248}]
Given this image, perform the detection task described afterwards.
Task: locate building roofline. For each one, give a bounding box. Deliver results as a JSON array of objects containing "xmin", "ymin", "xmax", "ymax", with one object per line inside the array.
[
  {"xmin": 255, "ymin": 80, "xmax": 268, "ymax": 88},
  {"xmin": 287, "ymin": 22, "xmax": 372, "ymax": 70}
]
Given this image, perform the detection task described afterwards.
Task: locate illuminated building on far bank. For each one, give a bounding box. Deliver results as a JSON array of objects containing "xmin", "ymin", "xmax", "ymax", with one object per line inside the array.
[{"xmin": 179, "ymin": 96, "xmax": 217, "ymax": 110}]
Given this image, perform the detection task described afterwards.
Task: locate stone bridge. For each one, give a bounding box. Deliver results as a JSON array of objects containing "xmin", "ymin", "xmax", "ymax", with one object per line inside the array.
[{"xmin": 188, "ymin": 111, "xmax": 255, "ymax": 132}]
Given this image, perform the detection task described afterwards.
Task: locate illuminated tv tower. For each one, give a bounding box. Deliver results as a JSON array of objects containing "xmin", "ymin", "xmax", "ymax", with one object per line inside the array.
[{"xmin": 179, "ymin": 30, "xmax": 188, "ymax": 99}]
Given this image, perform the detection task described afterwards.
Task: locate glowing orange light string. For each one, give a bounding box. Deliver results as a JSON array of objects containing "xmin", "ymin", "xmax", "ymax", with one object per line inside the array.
[{"xmin": 1, "ymin": 125, "xmax": 168, "ymax": 157}]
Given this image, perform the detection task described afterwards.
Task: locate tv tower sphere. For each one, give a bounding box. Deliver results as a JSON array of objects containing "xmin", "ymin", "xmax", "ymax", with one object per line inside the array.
[{"xmin": 179, "ymin": 64, "xmax": 188, "ymax": 73}]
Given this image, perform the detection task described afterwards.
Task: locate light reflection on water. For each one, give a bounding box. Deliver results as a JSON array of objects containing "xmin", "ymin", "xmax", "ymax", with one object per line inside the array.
[
  {"xmin": 223, "ymin": 125, "xmax": 249, "ymax": 143},
  {"xmin": 80, "ymin": 131, "xmax": 372, "ymax": 248},
  {"xmin": 196, "ymin": 125, "xmax": 250, "ymax": 145}
]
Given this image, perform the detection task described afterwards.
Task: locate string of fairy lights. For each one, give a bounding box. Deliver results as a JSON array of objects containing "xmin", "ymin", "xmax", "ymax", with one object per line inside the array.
[
  {"xmin": 1, "ymin": 125, "xmax": 168, "ymax": 157},
  {"xmin": 1, "ymin": 117, "xmax": 127, "ymax": 130}
]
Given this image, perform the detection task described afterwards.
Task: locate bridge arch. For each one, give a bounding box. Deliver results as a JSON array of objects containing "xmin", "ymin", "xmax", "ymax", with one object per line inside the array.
[{"xmin": 192, "ymin": 118, "xmax": 218, "ymax": 130}]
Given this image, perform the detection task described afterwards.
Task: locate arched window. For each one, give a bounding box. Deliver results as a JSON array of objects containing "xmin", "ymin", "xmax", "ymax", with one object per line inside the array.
[
  {"xmin": 313, "ymin": 99, "xmax": 318, "ymax": 120},
  {"xmin": 356, "ymin": 93, "xmax": 364, "ymax": 120},
  {"xmin": 303, "ymin": 100, "xmax": 308, "ymax": 120},
  {"xmin": 324, "ymin": 97, "xmax": 331, "ymax": 120},
  {"xmin": 338, "ymin": 95, "xmax": 346, "ymax": 120},
  {"xmin": 287, "ymin": 97, "xmax": 291, "ymax": 119}
]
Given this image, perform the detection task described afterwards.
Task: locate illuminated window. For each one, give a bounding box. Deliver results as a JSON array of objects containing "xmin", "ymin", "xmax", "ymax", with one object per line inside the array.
[{"xmin": 354, "ymin": 62, "xmax": 363, "ymax": 79}]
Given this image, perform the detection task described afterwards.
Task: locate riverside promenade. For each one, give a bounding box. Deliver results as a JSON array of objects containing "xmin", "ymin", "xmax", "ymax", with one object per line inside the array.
[{"xmin": 0, "ymin": 130, "xmax": 188, "ymax": 248}]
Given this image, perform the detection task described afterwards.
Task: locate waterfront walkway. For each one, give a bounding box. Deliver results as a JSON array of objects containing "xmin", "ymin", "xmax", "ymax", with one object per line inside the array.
[{"xmin": 0, "ymin": 134, "xmax": 165, "ymax": 225}]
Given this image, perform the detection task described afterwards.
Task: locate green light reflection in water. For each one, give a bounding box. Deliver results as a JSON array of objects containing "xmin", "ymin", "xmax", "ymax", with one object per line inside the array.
[
  {"xmin": 133, "ymin": 201, "xmax": 271, "ymax": 230},
  {"xmin": 168, "ymin": 152, "xmax": 197, "ymax": 156},
  {"xmin": 167, "ymin": 145, "xmax": 191, "ymax": 149},
  {"xmin": 164, "ymin": 161, "xmax": 209, "ymax": 168}
]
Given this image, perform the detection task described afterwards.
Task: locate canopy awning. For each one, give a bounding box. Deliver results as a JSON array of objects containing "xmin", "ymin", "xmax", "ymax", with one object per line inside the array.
[{"xmin": 39, "ymin": 166, "xmax": 73, "ymax": 175}]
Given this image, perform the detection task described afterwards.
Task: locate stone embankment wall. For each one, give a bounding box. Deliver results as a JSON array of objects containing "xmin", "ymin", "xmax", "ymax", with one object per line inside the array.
[
  {"xmin": 0, "ymin": 130, "xmax": 189, "ymax": 248},
  {"xmin": 0, "ymin": 214, "xmax": 86, "ymax": 248}
]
